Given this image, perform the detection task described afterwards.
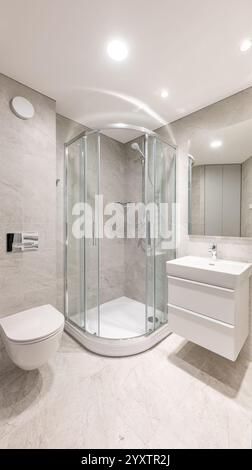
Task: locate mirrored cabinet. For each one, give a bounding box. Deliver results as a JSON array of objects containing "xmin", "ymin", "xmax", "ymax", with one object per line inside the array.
[{"xmin": 188, "ymin": 119, "xmax": 252, "ymax": 238}]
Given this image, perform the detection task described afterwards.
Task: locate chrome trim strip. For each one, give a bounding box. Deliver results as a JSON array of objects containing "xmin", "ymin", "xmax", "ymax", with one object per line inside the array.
[
  {"xmin": 65, "ymin": 124, "xmax": 176, "ymax": 150},
  {"xmin": 64, "ymin": 144, "xmax": 69, "ymax": 319},
  {"xmin": 144, "ymin": 134, "xmax": 148, "ymax": 335},
  {"xmin": 97, "ymin": 133, "xmax": 101, "ymax": 337},
  {"xmin": 83, "ymin": 135, "xmax": 87, "ymax": 330}
]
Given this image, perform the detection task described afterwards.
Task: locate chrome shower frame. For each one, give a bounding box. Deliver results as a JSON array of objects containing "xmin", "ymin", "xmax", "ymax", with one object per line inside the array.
[{"xmin": 64, "ymin": 124, "xmax": 177, "ymax": 356}]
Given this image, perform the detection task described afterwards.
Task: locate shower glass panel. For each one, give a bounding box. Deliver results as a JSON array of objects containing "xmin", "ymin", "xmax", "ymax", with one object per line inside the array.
[
  {"xmin": 66, "ymin": 132, "xmax": 100, "ymax": 334},
  {"xmin": 66, "ymin": 138, "xmax": 84, "ymax": 328},
  {"xmin": 65, "ymin": 128, "xmax": 176, "ymax": 344},
  {"xmin": 145, "ymin": 135, "xmax": 155, "ymax": 333},
  {"xmin": 84, "ymin": 133, "xmax": 100, "ymax": 336},
  {"xmin": 146, "ymin": 136, "xmax": 176, "ymax": 333},
  {"xmin": 154, "ymin": 138, "xmax": 176, "ymax": 327}
]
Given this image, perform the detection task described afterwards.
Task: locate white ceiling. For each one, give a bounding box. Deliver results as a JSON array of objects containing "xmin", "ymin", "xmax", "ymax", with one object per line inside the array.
[{"xmin": 1, "ymin": 0, "xmax": 252, "ymax": 142}]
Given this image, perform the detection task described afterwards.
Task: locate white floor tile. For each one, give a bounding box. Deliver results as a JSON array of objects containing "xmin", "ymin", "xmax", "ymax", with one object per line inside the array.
[{"xmin": 0, "ymin": 332, "xmax": 252, "ymax": 449}]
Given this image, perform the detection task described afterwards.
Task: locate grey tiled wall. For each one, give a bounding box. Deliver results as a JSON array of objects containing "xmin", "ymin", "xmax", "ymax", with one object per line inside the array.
[{"xmin": 0, "ymin": 73, "xmax": 57, "ymax": 317}]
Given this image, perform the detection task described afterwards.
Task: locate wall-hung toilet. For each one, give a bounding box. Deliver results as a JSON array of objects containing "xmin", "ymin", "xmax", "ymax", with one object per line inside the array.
[{"xmin": 0, "ymin": 304, "xmax": 64, "ymax": 370}]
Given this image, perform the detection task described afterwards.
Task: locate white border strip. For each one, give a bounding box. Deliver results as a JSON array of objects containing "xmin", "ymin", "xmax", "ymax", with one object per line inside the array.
[{"xmin": 64, "ymin": 322, "xmax": 172, "ymax": 357}]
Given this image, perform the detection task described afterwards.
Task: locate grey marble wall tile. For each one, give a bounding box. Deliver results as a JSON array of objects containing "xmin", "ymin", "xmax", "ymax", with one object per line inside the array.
[
  {"xmin": 123, "ymin": 140, "xmax": 146, "ymax": 303},
  {"xmin": 99, "ymin": 135, "xmax": 126, "ymax": 304},
  {"xmin": 100, "ymin": 134, "xmax": 126, "ymax": 206},
  {"xmin": 21, "ymin": 250, "xmax": 56, "ymax": 291},
  {"xmin": 124, "ymin": 239, "xmax": 145, "ymax": 304},
  {"xmin": 56, "ymin": 278, "xmax": 65, "ymax": 313},
  {"xmin": 100, "ymin": 239, "xmax": 125, "ymax": 269},
  {"xmin": 0, "ymin": 182, "xmax": 22, "ymax": 225},
  {"xmin": 99, "ymin": 265, "xmax": 125, "ymax": 304},
  {"xmin": 23, "ymin": 286, "xmax": 57, "ymax": 311},
  {"xmin": 21, "ymin": 153, "xmax": 56, "ymax": 225},
  {"xmin": 0, "ymin": 73, "xmax": 57, "ymax": 316}
]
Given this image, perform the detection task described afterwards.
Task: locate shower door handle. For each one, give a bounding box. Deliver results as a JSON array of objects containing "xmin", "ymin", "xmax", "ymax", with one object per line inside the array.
[
  {"xmin": 92, "ymin": 221, "xmax": 96, "ymax": 246},
  {"xmin": 147, "ymin": 220, "xmax": 151, "ymax": 246}
]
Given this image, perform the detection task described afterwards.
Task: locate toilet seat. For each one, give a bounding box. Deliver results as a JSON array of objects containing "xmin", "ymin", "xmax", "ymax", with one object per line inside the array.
[{"xmin": 0, "ymin": 304, "xmax": 64, "ymax": 344}]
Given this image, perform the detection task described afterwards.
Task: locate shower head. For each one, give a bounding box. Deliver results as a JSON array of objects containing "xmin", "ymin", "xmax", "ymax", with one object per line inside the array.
[
  {"xmin": 131, "ymin": 142, "xmax": 140, "ymax": 151},
  {"xmin": 131, "ymin": 142, "xmax": 145, "ymax": 163}
]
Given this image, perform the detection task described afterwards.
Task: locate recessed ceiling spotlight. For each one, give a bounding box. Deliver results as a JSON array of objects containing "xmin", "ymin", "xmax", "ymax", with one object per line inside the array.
[
  {"xmin": 161, "ymin": 89, "xmax": 169, "ymax": 98},
  {"xmin": 210, "ymin": 140, "xmax": 223, "ymax": 149},
  {"xmin": 240, "ymin": 38, "xmax": 252, "ymax": 52},
  {"xmin": 107, "ymin": 40, "xmax": 128, "ymax": 61}
]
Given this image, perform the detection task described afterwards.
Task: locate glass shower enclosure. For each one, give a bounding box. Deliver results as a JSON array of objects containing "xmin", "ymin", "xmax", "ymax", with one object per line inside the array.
[{"xmin": 65, "ymin": 126, "xmax": 176, "ymax": 356}]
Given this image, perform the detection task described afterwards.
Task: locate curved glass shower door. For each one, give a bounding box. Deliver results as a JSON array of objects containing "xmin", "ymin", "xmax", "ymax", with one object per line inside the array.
[
  {"xmin": 146, "ymin": 136, "xmax": 176, "ymax": 334},
  {"xmin": 65, "ymin": 137, "xmax": 84, "ymax": 328},
  {"xmin": 66, "ymin": 132, "xmax": 100, "ymax": 335},
  {"xmin": 65, "ymin": 128, "xmax": 176, "ymax": 344}
]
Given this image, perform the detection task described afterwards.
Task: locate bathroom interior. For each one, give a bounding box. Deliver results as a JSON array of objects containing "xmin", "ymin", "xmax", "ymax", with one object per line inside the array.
[{"xmin": 1, "ymin": 0, "xmax": 252, "ymax": 450}]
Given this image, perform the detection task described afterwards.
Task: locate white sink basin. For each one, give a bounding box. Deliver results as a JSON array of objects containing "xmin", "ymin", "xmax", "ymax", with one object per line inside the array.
[{"xmin": 166, "ymin": 256, "xmax": 252, "ymax": 289}]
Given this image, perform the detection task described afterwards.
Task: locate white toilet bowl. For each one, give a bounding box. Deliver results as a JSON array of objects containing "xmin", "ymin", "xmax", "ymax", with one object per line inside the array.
[{"xmin": 0, "ymin": 304, "xmax": 65, "ymax": 370}]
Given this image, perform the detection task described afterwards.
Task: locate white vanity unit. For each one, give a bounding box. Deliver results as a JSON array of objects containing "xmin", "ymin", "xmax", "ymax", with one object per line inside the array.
[{"xmin": 166, "ymin": 256, "xmax": 251, "ymax": 361}]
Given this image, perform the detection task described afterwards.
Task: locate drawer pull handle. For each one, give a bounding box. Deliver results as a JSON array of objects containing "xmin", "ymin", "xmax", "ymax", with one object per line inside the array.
[{"xmin": 167, "ymin": 275, "xmax": 235, "ymax": 293}]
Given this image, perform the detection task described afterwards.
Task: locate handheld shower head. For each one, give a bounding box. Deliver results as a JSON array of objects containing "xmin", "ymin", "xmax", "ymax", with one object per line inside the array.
[
  {"xmin": 131, "ymin": 142, "xmax": 140, "ymax": 151},
  {"xmin": 131, "ymin": 142, "xmax": 145, "ymax": 163}
]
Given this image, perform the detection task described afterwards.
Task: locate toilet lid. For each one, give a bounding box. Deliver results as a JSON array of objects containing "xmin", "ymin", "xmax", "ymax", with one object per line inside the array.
[{"xmin": 0, "ymin": 304, "xmax": 64, "ymax": 343}]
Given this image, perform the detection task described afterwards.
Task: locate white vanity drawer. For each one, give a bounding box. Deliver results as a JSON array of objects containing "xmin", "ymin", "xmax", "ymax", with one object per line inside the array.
[
  {"xmin": 168, "ymin": 275, "xmax": 235, "ymax": 325},
  {"xmin": 168, "ymin": 304, "xmax": 236, "ymax": 360}
]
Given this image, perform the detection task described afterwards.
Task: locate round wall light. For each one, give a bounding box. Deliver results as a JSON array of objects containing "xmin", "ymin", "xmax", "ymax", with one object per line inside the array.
[{"xmin": 10, "ymin": 96, "xmax": 35, "ymax": 120}]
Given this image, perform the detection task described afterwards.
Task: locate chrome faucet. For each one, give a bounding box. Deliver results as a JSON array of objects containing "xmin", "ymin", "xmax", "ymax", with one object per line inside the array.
[{"xmin": 208, "ymin": 242, "xmax": 217, "ymax": 261}]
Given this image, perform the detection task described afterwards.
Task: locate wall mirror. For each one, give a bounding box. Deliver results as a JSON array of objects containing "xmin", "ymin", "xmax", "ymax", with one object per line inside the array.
[{"xmin": 188, "ymin": 118, "xmax": 252, "ymax": 238}]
